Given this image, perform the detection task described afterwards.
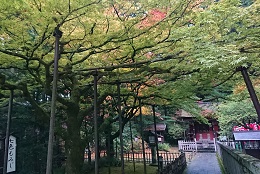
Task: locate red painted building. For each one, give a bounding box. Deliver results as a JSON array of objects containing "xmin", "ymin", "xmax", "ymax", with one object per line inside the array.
[{"xmin": 176, "ymin": 102, "xmax": 219, "ymax": 141}]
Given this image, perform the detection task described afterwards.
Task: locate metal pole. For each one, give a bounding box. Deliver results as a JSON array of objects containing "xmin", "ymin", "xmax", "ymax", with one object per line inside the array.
[
  {"xmin": 117, "ymin": 82, "xmax": 125, "ymax": 174},
  {"xmin": 139, "ymin": 99, "xmax": 147, "ymax": 174},
  {"xmin": 46, "ymin": 27, "xmax": 62, "ymax": 174},
  {"xmin": 93, "ymin": 70, "xmax": 99, "ymax": 174},
  {"xmin": 152, "ymin": 105, "xmax": 160, "ymax": 172},
  {"xmin": 3, "ymin": 90, "xmax": 13, "ymax": 174},
  {"xmin": 129, "ymin": 121, "xmax": 135, "ymax": 172},
  {"xmin": 240, "ymin": 67, "xmax": 260, "ymax": 121}
]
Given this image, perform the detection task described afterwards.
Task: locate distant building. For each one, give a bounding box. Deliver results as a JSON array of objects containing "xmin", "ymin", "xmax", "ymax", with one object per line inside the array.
[
  {"xmin": 233, "ymin": 128, "xmax": 260, "ymax": 159},
  {"xmin": 144, "ymin": 123, "xmax": 167, "ymax": 143},
  {"xmin": 176, "ymin": 102, "xmax": 220, "ymax": 141}
]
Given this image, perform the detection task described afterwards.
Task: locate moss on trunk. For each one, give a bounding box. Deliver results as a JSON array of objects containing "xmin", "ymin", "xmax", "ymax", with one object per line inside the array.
[{"xmin": 65, "ymin": 106, "xmax": 85, "ymax": 174}]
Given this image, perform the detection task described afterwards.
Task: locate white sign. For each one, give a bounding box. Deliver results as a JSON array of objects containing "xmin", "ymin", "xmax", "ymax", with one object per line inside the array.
[{"xmin": 7, "ymin": 135, "xmax": 16, "ymax": 173}]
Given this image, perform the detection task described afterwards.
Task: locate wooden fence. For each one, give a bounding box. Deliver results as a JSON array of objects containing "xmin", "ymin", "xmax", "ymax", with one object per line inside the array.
[
  {"xmin": 84, "ymin": 150, "xmax": 186, "ymax": 173},
  {"xmin": 178, "ymin": 139, "xmax": 216, "ymax": 152},
  {"xmin": 160, "ymin": 153, "xmax": 186, "ymax": 174},
  {"xmin": 123, "ymin": 152, "xmax": 180, "ymax": 165},
  {"xmin": 85, "ymin": 151, "xmax": 181, "ymax": 165},
  {"xmin": 178, "ymin": 140, "xmax": 197, "ymax": 151}
]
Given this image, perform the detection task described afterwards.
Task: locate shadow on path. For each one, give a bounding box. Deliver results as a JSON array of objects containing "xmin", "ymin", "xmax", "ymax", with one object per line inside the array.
[{"xmin": 183, "ymin": 153, "xmax": 222, "ymax": 174}]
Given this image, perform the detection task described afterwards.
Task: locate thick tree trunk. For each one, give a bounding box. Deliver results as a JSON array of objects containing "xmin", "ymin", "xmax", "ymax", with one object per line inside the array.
[
  {"xmin": 106, "ymin": 133, "xmax": 115, "ymax": 158},
  {"xmin": 65, "ymin": 109, "xmax": 85, "ymax": 174}
]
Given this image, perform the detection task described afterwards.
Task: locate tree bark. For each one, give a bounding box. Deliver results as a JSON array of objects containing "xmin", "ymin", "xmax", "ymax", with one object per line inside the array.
[
  {"xmin": 106, "ymin": 132, "xmax": 115, "ymax": 158},
  {"xmin": 65, "ymin": 108, "xmax": 85, "ymax": 174}
]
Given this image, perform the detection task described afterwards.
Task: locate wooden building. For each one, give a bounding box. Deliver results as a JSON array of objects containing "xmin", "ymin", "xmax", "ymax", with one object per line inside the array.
[
  {"xmin": 144, "ymin": 123, "xmax": 167, "ymax": 143},
  {"xmin": 176, "ymin": 102, "xmax": 219, "ymax": 141}
]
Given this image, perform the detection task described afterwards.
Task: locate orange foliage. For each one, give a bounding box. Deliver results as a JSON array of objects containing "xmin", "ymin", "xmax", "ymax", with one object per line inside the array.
[
  {"xmin": 234, "ymin": 78, "xmax": 260, "ymax": 95},
  {"xmin": 133, "ymin": 106, "xmax": 152, "ymax": 116},
  {"xmin": 233, "ymin": 83, "xmax": 246, "ymax": 94},
  {"xmin": 138, "ymin": 9, "xmax": 166, "ymax": 28}
]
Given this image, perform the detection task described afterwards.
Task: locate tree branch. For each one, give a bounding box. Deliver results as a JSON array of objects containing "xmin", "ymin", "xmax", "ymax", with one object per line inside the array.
[{"xmin": 76, "ymin": 51, "xmax": 184, "ymax": 72}]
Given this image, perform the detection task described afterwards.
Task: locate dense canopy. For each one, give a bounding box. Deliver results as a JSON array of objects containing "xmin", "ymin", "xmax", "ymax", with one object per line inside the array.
[{"xmin": 0, "ymin": 0, "xmax": 259, "ymax": 173}]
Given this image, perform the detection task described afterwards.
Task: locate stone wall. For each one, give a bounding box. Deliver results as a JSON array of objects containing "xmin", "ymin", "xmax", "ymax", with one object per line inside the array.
[{"xmin": 217, "ymin": 142, "xmax": 260, "ymax": 174}]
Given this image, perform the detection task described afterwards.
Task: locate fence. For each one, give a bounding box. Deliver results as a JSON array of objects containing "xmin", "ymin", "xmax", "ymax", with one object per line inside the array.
[
  {"xmin": 178, "ymin": 139, "xmax": 216, "ymax": 152},
  {"xmin": 85, "ymin": 151, "xmax": 180, "ymax": 165},
  {"xmin": 85, "ymin": 150, "xmax": 186, "ymax": 173},
  {"xmin": 123, "ymin": 151, "xmax": 180, "ymax": 165},
  {"xmin": 178, "ymin": 140, "xmax": 197, "ymax": 151},
  {"xmin": 218, "ymin": 140, "xmax": 244, "ymax": 151},
  {"xmin": 218, "ymin": 140, "xmax": 235, "ymax": 149},
  {"xmin": 160, "ymin": 152, "xmax": 186, "ymax": 174}
]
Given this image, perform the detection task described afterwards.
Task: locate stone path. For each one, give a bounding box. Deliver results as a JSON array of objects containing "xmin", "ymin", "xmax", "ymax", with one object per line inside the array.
[{"xmin": 183, "ymin": 153, "xmax": 222, "ymax": 174}]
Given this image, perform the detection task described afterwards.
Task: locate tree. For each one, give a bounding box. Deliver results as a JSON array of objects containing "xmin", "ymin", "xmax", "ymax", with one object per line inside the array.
[
  {"xmin": 217, "ymin": 99, "xmax": 257, "ymax": 138},
  {"xmin": 0, "ymin": 1, "xmax": 200, "ymax": 173},
  {"xmin": 0, "ymin": 98, "xmax": 50, "ymax": 174},
  {"xmin": 189, "ymin": 0, "xmax": 260, "ymax": 75},
  {"xmin": 193, "ymin": 0, "xmax": 260, "ymax": 138},
  {"xmin": 217, "ymin": 76, "xmax": 260, "ymax": 138},
  {"xmin": 1, "ymin": 0, "xmax": 259, "ymax": 173}
]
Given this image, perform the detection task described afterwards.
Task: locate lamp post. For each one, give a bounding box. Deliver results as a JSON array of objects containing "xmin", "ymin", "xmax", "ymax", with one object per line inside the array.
[
  {"xmin": 148, "ymin": 134, "xmax": 156, "ymax": 164},
  {"xmin": 46, "ymin": 27, "xmax": 62, "ymax": 174}
]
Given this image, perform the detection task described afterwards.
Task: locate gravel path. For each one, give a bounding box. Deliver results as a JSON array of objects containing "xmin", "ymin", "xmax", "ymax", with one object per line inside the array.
[{"xmin": 183, "ymin": 153, "xmax": 222, "ymax": 174}]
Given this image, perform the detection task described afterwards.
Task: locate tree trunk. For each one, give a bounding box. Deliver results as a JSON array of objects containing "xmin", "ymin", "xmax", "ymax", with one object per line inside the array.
[
  {"xmin": 106, "ymin": 132, "xmax": 115, "ymax": 158},
  {"xmin": 65, "ymin": 109, "xmax": 85, "ymax": 174}
]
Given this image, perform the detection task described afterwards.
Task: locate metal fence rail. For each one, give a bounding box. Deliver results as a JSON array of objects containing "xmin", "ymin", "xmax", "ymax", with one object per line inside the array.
[{"xmin": 123, "ymin": 152, "xmax": 180, "ymax": 165}]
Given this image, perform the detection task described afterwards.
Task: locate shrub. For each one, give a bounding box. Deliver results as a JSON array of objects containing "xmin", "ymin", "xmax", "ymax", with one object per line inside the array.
[{"xmin": 158, "ymin": 143, "xmax": 170, "ymax": 151}]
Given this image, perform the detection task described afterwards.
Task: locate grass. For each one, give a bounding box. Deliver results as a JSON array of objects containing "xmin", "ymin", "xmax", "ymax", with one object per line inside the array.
[
  {"xmin": 216, "ymin": 153, "xmax": 227, "ymax": 174},
  {"xmin": 90, "ymin": 162, "xmax": 158, "ymax": 174}
]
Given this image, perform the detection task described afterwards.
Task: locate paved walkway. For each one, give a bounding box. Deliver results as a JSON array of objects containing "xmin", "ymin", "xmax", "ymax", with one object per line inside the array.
[{"xmin": 183, "ymin": 153, "xmax": 222, "ymax": 174}]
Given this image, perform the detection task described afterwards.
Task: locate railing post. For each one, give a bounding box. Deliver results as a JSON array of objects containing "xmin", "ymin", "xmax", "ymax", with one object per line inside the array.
[
  {"xmin": 233, "ymin": 141, "xmax": 237, "ymax": 149},
  {"xmin": 195, "ymin": 138, "xmax": 197, "ymax": 152},
  {"xmin": 214, "ymin": 138, "xmax": 217, "ymax": 152}
]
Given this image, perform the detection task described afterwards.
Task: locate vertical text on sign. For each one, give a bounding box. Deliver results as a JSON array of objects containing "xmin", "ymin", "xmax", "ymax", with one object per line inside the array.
[{"xmin": 7, "ymin": 135, "xmax": 16, "ymax": 173}]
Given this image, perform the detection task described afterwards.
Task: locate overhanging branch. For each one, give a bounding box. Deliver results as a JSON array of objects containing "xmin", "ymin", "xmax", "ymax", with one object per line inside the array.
[{"xmin": 77, "ymin": 51, "xmax": 184, "ymax": 72}]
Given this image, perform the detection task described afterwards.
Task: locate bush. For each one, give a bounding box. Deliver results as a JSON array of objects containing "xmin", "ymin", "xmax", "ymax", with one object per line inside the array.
[
  {"xmin": 158, "ymin": 143, "xmax": 170, "ymax": 151},
  {"xmin": 99, "ymin": 156, "xmax": 121, "ymax": 167}
]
